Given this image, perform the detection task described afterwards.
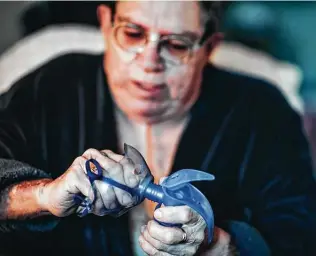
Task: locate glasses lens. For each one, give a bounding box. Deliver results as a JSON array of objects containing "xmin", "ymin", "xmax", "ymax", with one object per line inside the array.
[
  {"xmin": 115, "ymin": 25, "xmax": 147, "ymax": 52},
  {"xmin": 160, "ymin": 37, "xmax": 192, "ymax": 63}
]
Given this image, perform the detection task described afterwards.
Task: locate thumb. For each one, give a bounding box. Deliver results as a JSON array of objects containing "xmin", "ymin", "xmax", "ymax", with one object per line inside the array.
[{"xmin": 66, "ymin": 169, "xmax": 95, "ymax": 203}]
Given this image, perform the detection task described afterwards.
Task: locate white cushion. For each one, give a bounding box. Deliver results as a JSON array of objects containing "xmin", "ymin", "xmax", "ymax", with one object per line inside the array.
[
  {"xmin": 210, "ymin": 41, "xmax": 303, "ymax": 113},
  {"xmin": 0, "ymin": 24, "xmax": 104, "ymax": 94}
]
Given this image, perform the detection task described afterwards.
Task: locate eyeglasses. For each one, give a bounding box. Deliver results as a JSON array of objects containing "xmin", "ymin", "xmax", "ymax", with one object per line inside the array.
[{"xmin": 112, "ymin": 22, "xmax": 201, "ymax": 65}]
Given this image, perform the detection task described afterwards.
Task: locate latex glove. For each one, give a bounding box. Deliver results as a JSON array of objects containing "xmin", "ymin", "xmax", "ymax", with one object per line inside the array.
[
  {"xmin": 139, "ymin": 205, "xmax": 207, "ymax": 256},
  {"xmin": 37, "ymin": 148, "xmax": 139, "ymax": 217}
]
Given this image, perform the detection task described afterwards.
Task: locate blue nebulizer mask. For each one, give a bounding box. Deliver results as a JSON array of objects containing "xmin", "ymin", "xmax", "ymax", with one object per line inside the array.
[{"xmin": 75, "ymin": 144, "xmax": 215, "ymax": 243}]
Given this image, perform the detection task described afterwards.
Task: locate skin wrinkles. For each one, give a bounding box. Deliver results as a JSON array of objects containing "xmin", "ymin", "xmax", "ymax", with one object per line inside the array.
[
  {"xmin": 0, "ymin": 179, "xmax": 52, "ymax": 220},
  {"xmin": 102, "ymin": 1, "xmax": 211, "ymax": 124}
]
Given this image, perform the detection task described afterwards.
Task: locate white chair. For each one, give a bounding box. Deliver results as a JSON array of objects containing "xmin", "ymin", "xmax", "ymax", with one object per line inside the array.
[
  {"xmin": 0, "ymin": 24, "xmax": 104, "ymax": 94},
  {"xmin": 210, "ymin": 41, "xmax": 304, "ymax": 114}
]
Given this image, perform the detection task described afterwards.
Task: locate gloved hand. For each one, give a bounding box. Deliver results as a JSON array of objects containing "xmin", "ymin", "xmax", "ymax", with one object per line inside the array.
[
  {"xmin": 37, "ymin": 148, "xmax": 140, "ymax": 217},
  {"xmin": 139, "ymin": 205, "xmax": 207, "ymax": 256}
]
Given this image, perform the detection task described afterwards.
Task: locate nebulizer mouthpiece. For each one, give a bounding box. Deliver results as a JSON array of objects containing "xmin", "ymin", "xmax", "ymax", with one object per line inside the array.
[{"xmin": 75, "ymin": 144, "xmax": 215, "ymax": 243}]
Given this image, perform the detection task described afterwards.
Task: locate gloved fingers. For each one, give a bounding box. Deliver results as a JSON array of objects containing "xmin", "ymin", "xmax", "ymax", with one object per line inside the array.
[
  {"xmin": 180, "ymin": 222, "xmax": 206, "ymax": 244},
  {"xmin": 141, "ymin": 224, "xmax": 183, "ymax": 254},
  {"xmin": 144, "ymin": 220, "xmax": 185, "ymax": 245},
  {"xmin": 93, "ymin": 179, "xmax": 118, "ymax": 212},
  {"xmin": 141, "ymin": 226, "xmax": 198, "ymax": 256},
  {"xmin": 179, "ymin": 208, "xmax": 206, "ymax": 244},
  {"xmin": 101, "ymin": 149, "xmax": 124, "ymax": 162},
  {"xmin": 139, "ymin": 232, "xmax": 174, "ymax": 256},
  {"xmin": 91, "ymin": 193, "xmax": 108, "ymax": 216},
  {"xmin": 148, "ymin": 205, "xmax": 206, "ymax": 255},
  {"xmin": 102, "ymin": 150, "xmax": 140, "ymax": 187},
  {"xmin": 154, "ymin": 205, "xmax": 199, "ymax": 225},
  {"xmin": 67, "ymin": 156, "xmax": 95, "ymax": 202},
  {"xmin": 82, "ymin": 149, "xmax": 124, "ymax": 181},
  {"xmin": 141, "ymin": 220, "xmax": 204, "ymax": 256},
  {"xmin": 119, "ymin": 157, "xmax": 140, "ymax": 188},
  {"xmin": 82, "ymin": 148, "xmax": 132, "ymax": 207}
]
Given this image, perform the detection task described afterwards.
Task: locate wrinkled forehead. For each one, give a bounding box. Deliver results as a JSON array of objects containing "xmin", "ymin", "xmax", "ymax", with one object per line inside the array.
[{"xmin": 116, "ymin": 1, "xmax": 204, "ymax": 36}]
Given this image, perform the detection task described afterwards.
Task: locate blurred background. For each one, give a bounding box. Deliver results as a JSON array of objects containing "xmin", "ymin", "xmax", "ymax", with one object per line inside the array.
[{"xmin": 0, "ymin": 1, "xmax": 315, "ymax": 170}]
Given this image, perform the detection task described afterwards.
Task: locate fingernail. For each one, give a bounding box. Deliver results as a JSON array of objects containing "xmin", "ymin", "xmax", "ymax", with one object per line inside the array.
[
  {"xmin": 154, "ymin": 209, "xmax": 162, "ymax": 219},
  {"xmin": 141, "ymin": 225, "xmax": 146, "ymax": 233}
]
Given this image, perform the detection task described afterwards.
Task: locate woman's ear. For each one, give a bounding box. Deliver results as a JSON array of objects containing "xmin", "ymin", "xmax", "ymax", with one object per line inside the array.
[{"xmin": 97, "ymin": 4, "xmax": 112, "ymax": 35}]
